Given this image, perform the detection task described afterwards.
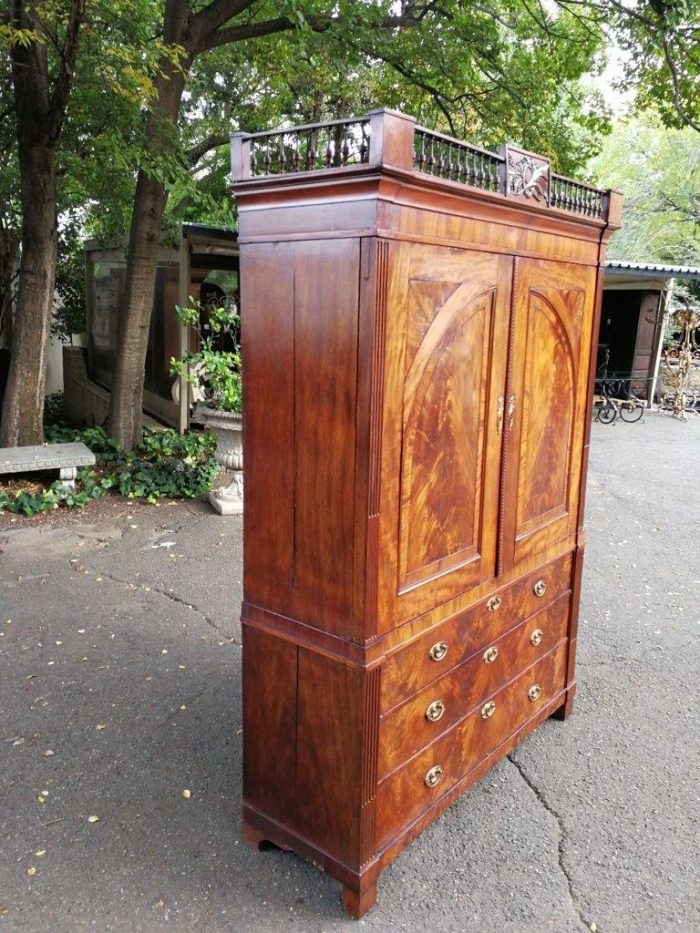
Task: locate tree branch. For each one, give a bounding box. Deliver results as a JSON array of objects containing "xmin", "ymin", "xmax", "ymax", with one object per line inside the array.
[
  {"xmin": 201, "ymin": 11, "xmax": 416, "ymax": 52},
  {"xmin": 202, "ymin": 15, "xmax": 297, "ymax": 50},
  {"xmin": 47, "ymin": 0, "xmax": 87, "ymax": 145},
  {"xmin": 192, "ymin": 0, "xmax": 257, "ymax": 44},
  {"xmin": 662, "ymin": 32, "xmax": 700, "ymax": 134},
  {"xmin": 187, "ymin": 131, "xmax": 229, "ymax": 164}
]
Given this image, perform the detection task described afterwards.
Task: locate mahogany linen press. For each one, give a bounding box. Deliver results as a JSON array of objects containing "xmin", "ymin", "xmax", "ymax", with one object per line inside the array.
[{"xmin": 232, "ymin": 109, "xmax": 622, "ymax": 918}]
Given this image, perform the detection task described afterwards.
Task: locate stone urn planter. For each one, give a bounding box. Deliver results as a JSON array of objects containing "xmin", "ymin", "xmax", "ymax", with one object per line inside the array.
[{"xmin": 202, "ymin": 407, "xmax": 243, "ymax": 515}]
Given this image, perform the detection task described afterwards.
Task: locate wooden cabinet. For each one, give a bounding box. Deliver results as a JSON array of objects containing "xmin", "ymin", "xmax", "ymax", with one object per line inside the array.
[{"xmin": 233, "ymin": 111, "xmax": 622, "ymax": 918}]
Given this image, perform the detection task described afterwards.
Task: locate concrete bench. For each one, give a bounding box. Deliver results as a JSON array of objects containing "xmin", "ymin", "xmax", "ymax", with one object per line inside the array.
[{"xmin": 0, "ymin": 443, "xmax": 96, "ymax": 490}]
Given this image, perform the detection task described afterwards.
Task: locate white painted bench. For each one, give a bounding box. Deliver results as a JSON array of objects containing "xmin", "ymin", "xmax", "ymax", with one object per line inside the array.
[{"xmin": 0, "ymin": 443, "xmax": 96, "ymax": 490}]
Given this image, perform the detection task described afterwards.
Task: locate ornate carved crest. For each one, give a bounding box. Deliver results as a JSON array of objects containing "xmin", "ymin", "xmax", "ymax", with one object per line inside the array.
[{"xmin": 503, "ymin": 146, "xmax": 550, "ymax": 203}]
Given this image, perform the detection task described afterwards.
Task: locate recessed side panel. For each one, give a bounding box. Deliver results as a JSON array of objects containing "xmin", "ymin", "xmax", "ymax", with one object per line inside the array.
[
  {"xmin": 242, "ymin": 624, "xmax": 298, "ymax": 824},
  {"xmin": 242, "ymin": 244, "xmax": 295, "ymax": 592},
  {"xmin": 242, "ymin": 238, "xmax": 360, "ymax": 637},
  {"xmin": 293, "ymin": 239, "xmax": 360, "ymax": 634}
]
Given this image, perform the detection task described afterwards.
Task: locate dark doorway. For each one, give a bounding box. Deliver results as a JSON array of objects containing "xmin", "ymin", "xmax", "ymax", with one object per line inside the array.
[{"xmin": 598, "ymin": 290, "xmax": 640, "ymax": 376}]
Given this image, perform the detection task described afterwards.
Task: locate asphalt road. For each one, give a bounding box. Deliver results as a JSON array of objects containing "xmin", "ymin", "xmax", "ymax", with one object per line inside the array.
[{"xmin": 1, "ymin": 411, "xmax": 698, "ymax": 932}]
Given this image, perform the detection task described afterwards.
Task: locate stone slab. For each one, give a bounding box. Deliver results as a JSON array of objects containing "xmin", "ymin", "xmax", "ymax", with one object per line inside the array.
[{"xmin": 0, "ymin": 442, "xmax": 96, "ymax": 475}]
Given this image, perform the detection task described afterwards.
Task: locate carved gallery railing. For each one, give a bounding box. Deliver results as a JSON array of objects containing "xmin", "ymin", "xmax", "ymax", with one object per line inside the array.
[
  {"xmin": 246, "ymin": 116, "xmax": 371, "ymax": 176},
  {"xmin": 231, "ymin": 109, "xmax": 612, "ymax": 222},
  {"xmin": 412, "ymin": 127, "xmax": 502, "ymax": 193}
]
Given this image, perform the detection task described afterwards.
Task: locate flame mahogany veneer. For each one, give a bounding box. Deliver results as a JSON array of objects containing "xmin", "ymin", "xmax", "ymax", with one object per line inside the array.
[{"xmin": 233, "ymin": 110, "xmax": 622, "ymax": 918}]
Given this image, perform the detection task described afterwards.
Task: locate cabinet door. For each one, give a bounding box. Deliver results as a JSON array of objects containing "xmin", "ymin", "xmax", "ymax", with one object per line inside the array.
[
  {"xmin": 377, "ymin": 245, "xmax": 512, "ymax": 629},
  {"xmin": 500, "ymin": 257, "xmax": 597, "ymax": 570}
]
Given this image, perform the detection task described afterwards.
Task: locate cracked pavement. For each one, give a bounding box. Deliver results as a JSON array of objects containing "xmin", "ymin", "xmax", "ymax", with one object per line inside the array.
[{"xmin": 1, "ymin": 412, "xmax": 699, "ymax": 932}]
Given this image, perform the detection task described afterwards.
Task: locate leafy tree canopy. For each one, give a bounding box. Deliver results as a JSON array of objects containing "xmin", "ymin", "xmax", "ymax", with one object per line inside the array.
[{"xmin": 590, "ymin": 114, "xmax": 700, "ymax": 265}]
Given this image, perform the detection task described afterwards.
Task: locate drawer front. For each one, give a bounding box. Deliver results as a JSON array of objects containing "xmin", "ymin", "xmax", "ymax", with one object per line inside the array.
[
  {"xmin": 378, "ymin": 594, "xmax": 570, "ymax": 778},
  {"xmin": 376, "ymin": 643, "xmax": 568, "ymax": 848},
  {"xmin": 381, "ymin": 552, "xmax": 572, "ymax": 711}
]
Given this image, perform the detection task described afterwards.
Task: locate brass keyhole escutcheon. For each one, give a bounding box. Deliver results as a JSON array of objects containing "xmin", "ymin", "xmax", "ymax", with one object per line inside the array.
[
  {"xmin": 481, "ymin": 701, "xmax": 496, "ymax": 719},
  {"xmin": 533, "ymin": 579, "xmax": 547, "ymax": 597},
  {"xmin": 429, "ymin": 641, "xmax": 448, "ymax": 662},
  {"xmin": 508, "ymin": 394, "xmax": 517, "ymax": 429},
  {"xmin": 530, "ymin": 628, "xmax": 544, "ymax": 647},
  {"xmin": 483, "ymin": 645, "xmax": 499, "ymax": 664},
  {"xmin": 528, "ymin": 684, "xmax": 542, "ymax": 702},
  {"xmin": 425, "ymin": 700, "xmax": 445, "ymax": 722},
  {"xmin": 487, "ymin": 595, "xmax": 502, "ymax": 612},
  {"xmin": 424, "ymin": 765, "xmax": 444, "ymax": 788}
]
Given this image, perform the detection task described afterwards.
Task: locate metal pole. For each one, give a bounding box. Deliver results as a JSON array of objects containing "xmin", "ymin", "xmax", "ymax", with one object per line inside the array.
[
  {"xmin": 178, "ymin": 227, "xmax": 190, "ymax": 434},
  {"xmin": 649, "ymin": 279, "xmax": 674, "ymax": 407}
]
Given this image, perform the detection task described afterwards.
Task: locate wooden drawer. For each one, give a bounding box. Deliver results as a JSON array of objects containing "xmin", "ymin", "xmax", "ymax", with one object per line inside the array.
[
  {"xmin": 378, "ymin": 594, "xmax": 570, "ymax": 779},
  {"xmin": 376, "ymin": 642, "xmax": 568, "ymax": 848},
  {"xmin": 381, "ymin": 552, "xmax": 572, "ymax": 711}
]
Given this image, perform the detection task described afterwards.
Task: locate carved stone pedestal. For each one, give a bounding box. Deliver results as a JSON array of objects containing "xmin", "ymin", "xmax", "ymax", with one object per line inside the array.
[
  {"xmin": 202, "ymin": 408, "xmax": 243, "ymax": 516},
  {"xmin": 208, "ymin": 471, "xmax": 243, "ymax": 515}
]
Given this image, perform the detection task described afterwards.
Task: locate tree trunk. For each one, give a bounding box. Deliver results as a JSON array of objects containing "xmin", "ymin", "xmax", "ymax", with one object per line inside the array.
[
  {"xmin": 1, "ymin": 0, "xmax": 85, "ymax": 446},
  {"xmin": 0, "ymin": 225, "xmax": 19, "ymax": 348},
  {"xmin": 0, "ymin": 144, "xmax": 57, "ymax": 446},
  {"xmin": 107, "ymin": 0, "xmax": 191, "ymax": 449},
  {"xmin": 106, "ymin": 166, "xmax": 174, "ymax": 449}
]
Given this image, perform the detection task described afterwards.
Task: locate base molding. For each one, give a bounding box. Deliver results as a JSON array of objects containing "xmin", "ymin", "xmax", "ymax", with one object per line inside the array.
[
  {"xmin": 550, "ymin": 682, "xmax": 577, "ymax": 721},
  {"xmin": 242, "ymin": 689, "xmax": 566, "ymax": 918}
]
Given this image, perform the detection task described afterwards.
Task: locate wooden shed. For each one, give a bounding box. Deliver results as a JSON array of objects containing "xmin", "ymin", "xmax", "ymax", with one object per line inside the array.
[
  {"xmin": 84, "ymin": 223, "xmax": 238, "ymax": 431},
  {"xmin": 601, "ymin": 260, "xmax": 700, "ymax": 401}
]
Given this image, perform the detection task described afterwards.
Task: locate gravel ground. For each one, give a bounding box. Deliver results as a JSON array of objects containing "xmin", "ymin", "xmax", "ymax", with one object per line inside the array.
[{"xmin": 0, "ymin": 411, "xmax": 698, "ymax": 932}]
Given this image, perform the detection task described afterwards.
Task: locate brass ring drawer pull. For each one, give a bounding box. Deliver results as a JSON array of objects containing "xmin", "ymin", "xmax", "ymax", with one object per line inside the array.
[
  {"xmin": 533, "ymin": 579, "xmax": 547, "ymax": 597},
  {"xmin": 487, "ymin": 595, "xmax": 502, "ymax": 612},
  {"xmin": 528, "ymin": 684, "xmax": 542, "ymax": 702},
  {"xmin": 429, "ymin": 641, "xmax": 448, "ymax": 662},
  {"xmin": 530, "ymin": 628, "xmax": 544, "ymax": 647},
  {"xmin": 425, "ymin": 700, "xmax": 445, "ymax": 722},
  {"xmin": 481, "ymin": 700, "xmax": 496, "ymax": 719},
  {"xmin": 483, "ymin": 645, "xmax": 499, "ymax": 664},
  {"xmin": 424, "ymin": 765, "xmax": 444, "ymax": 788}
]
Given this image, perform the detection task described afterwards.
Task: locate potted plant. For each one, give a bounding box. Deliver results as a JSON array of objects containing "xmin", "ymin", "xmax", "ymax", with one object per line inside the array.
[{"xmin": 171, "ymin": 297, "xmax": 243, "ymax": 514}]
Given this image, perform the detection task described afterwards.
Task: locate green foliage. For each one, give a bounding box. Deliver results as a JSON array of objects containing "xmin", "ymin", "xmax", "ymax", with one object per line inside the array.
[
  {"xmin": 46, "ymin": 423, "xmax": 220, "ymax": 502},
  {"xmin": 43, "ymin": 391, "xmax": 66, "ymax": 426},
  {"xmin": 0, "ymin": 424, "xmax": 219, "ymax": 517},
  {"xmin": 603, "ymin": 0, "xmax": 700, "ymax": 133},
  {"xmin": 590, "ymin": 115, "xmax": 700, "ymax": 264},
  {"xmin": 52, "ymin": 219, "xmax": 87, "ymax": 342},
  {"xmin": 172, "ymin": 299, "xmax": 242, "ymax": 413},
  {"xmin": 0, "ymin": 469, "xmax": 114, "ymax": 516},
  {"xmin": 109, "ymin": 428, "xmax": 220, "ymax": 502}
]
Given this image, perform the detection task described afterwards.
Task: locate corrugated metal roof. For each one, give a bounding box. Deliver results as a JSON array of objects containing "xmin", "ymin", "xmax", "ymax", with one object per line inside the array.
[{"xmin": 605, "ymin": 260, "xmax": 700, "ymax": 279}]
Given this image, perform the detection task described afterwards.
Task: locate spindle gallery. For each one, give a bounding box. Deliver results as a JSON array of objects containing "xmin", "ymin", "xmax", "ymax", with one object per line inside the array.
[{"xmin": 232, "ymin": 109, "xmax": 622, "ymax": 918}]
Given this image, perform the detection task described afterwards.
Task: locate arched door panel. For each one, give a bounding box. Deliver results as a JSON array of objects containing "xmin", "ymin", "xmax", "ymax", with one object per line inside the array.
[
  {"xmin": 501, "ymin": 258, "xmax": 597, "ymax": 569},
  {"xmin": 377, "ymin": 245, "xmax": 513, "ymax": 629}
]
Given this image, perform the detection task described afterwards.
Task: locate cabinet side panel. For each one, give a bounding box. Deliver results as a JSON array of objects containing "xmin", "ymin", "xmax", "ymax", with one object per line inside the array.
[
  {"xmin": 296, "ymin": 649, "xmax": 368, "ymax": 866},
  {"xmin": 242, "ymin": 245, "xmax": 295, "ymax": 590},
  {"xmin": 242, "ymin": 239, "xmax": 361, "ymax": 637},
  {"xmin": 293, "ymin": 239, "xmax": 360, "ymax": 632},
  {"xmin": 242, "ymin": 625, "xmax": 298, "ymax": 823}
]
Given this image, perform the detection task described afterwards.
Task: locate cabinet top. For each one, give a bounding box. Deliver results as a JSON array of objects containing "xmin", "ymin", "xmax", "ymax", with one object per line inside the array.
[{"xmin": 230, "ymin": 108, "xmax": 622, "ymax": 227}]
